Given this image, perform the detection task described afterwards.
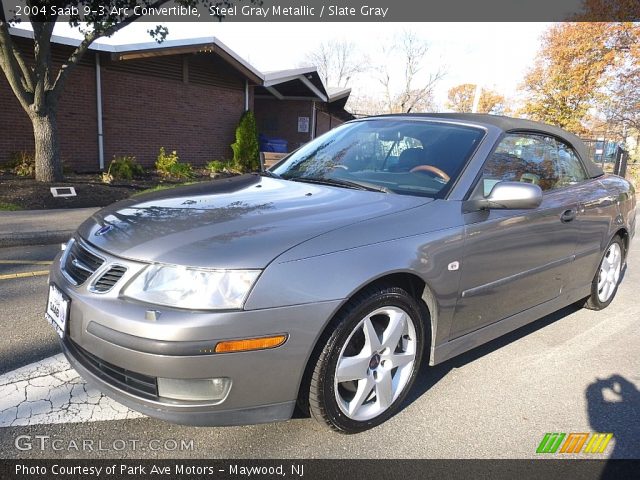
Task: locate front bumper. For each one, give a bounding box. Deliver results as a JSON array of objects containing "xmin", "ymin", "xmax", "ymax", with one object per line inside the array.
[{"xmin": 50, "ymin": 242, "xmax": 342, "ymax": 426}]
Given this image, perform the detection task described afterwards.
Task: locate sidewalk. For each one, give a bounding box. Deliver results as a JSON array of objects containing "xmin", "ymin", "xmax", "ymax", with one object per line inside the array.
[{"xmin": 0, "ymin": 207, "xmax": 99, "ymax": 248}]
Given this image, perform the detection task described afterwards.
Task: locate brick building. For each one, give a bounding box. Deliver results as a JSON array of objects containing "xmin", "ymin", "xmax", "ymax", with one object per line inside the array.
[
  {"xmin": 0, "ymin": 29, "xmax": 352, "ymax": 172},
  {"xmin": 254, "ymin": 68, "xmax": 352, "ymax": 152}
]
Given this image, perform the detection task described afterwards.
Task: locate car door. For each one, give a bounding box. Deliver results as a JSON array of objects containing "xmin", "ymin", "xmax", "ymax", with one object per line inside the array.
[
  {"xmin": 558, "ymin": 139, "xmax": 619, "ymax": 293},
  {"xmin": 450, "ymin": 132, "xmax": 581, "ymax": 339}
]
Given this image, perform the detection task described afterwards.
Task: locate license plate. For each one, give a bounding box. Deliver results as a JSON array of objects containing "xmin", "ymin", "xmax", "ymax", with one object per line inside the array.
[{"xmin": 45, "ymin": 284, "xmax": 69, "ymax": 338}]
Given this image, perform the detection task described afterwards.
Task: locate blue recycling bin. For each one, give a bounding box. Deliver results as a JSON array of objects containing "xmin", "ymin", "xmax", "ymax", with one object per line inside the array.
[{"xmin": 259, "ymin": 134, "xmax": 288, "ymax": 153}]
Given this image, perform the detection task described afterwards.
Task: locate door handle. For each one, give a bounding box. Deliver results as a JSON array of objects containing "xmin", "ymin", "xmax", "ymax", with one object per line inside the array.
[{"xmin": 560, "ymin": 209, "xmax": 576, "ymax": 223}]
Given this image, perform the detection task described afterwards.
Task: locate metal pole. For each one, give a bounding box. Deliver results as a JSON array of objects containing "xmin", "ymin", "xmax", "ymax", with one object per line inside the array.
[
  {"xmin": 245, "ymin": 80, "xmax": 249, "ymax": 112},
  {"xmin": 471, "ymin": 84, "xmax": 482, "ymax": 113},
  {"xmin": 619, "ymin": 150, "xmax": 628, "ymax": 178},
  {"xmin": 95, "ymin": 53, "xmax": 105, "ymax": 170},
  {"xmin": 614, "ymin": 146, "xmax": 623, "ymax": 176},
  {"xmin": 310, "ymin": 101, "xmax": 316, "ymax": 140}
]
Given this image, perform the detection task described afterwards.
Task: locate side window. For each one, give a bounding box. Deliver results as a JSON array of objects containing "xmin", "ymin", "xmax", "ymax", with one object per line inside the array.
[
  {"xmin": 481, "ymin": 134, "xmax": 559, "ymax": 196},
  {"xmin": 555, "ymin": 139, "xmax": 588, "ymax": 187}
]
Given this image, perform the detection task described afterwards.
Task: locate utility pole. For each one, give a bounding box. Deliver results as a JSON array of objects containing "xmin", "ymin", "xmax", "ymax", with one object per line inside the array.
[{"xmin": 471, "ymin": 84, "xmax": 482, "ymax": 113}]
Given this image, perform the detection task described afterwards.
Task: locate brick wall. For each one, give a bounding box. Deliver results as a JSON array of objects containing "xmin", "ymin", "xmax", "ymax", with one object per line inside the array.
[
  {"xmin": 254, "ymin": 98, "xmax": 314, "ymax": 152},
  {"xmin": 0, "ymin": 37, "xmax": 349, "ymax": 173},
  {"xmin": 0, "ymin": 39, "xmax": 97, "ymax": 171},
  {"xmin": 101, "ymin": 54, "xmax": 247, "ymax": 168},
  {"xmin": 58, "ymin": 62, "xmax": 98, "ymax": 171},
  {"xmin": 0, "ymin": 74, "xmax": 34, "ymax": 161},
  {"xmin": 315, "ymin": 110, "xmax": 344, "ymax": 137},
  {"xmin": 0, "ymin": 38, "xmax": 252, "ymax": 172}
]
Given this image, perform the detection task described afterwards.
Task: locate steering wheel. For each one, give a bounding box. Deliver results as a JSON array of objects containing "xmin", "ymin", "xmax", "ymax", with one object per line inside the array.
[{"xmin": 410, "ymin": 165, "xmax": 450, "ymax": 183}]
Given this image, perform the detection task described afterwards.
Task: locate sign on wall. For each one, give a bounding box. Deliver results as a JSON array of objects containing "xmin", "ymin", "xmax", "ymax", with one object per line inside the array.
[{"xmin": 298, "ymin": 116, "xmax": 310, "ymax": 133}]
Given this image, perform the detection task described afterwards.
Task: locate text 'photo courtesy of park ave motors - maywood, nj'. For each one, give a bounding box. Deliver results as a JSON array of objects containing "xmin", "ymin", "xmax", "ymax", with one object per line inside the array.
[{"xmin": 0, "ymin": 1, "xmax": 639, "ymax": 479}]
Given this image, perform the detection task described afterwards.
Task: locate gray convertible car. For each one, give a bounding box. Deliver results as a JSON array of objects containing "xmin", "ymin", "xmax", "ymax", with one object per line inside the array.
[{"xmin": 47, "ymin": 114, "xmax": 635, "ymax": 433}]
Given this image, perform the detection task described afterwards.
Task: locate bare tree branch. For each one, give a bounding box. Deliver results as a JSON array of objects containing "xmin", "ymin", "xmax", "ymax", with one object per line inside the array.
[
  {"xmin": 375, "ymin": 30, "xmax": 444, "ymax": 114},
  {"xmin": 11, "ymin": 40, "xmax": 35, "ymax": 91},
  {"xmin": 31, "ymin": 20, "xmax": 56, "ymax": 111},
  {"xmin": 0, "ymin": 6, "xmax": 35, "ymax": 92},
  {"xmin": 304, "ymin": 39, "xmax": 366, "ymax": 88},
  {"xmin": 0, "ymin": 20, "xmax": 33, "ymax": 110}
]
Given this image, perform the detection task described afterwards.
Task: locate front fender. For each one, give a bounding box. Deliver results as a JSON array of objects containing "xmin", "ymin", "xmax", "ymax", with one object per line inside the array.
[{"xmin": 244, "ymin": 225, "xmax": 465, "ymax": 351}]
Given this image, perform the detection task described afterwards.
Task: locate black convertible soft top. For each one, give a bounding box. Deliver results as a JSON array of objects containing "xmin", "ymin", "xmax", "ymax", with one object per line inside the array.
[{"xmin": 371, "ymin": 113, "xmax": 605, "ymax": 179}]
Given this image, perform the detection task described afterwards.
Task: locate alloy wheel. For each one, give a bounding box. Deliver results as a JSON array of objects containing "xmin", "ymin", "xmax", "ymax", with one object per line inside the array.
[
  {"xmin": 597, "ymin": 242, "xmax": 622, "ymax": 303},
  {"xmin": 333, "ymin": 306, "xmax": 417, "ymax": 421}
]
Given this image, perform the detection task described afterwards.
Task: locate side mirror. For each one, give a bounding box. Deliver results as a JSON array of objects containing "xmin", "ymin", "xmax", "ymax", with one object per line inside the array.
[{"xmin": 464, "ymin": 181, "xmax": 543, "ymax": 212}]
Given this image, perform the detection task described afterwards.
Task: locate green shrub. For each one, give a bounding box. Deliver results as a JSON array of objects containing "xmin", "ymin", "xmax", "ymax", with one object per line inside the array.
[
  {"xmin": 155, "ymin": 147, "xmax": 179, "ymax": 176},
  {"xmin": 0, "ymin": 202, "xmax": 22, "ymax": 211},
  {"xmin": 206, "ymin": 160, "xmax": 227, "ymax": 173},
  {"xmin": 231, "ymin": 111, "xmax": 260, "ymax": 173},
  {"xmin": 9, "ymin": 151, "xmax": 35, "ymax": 177},
  {"xmin": 2, "ymin": 151, "xmax": 26, "ymax": 169},
  {"xmin": 155, "ymin": 147, "xmax": 194, "ymax": 179},
  {"xmin": 169, "ymin": 161, "xmax": 194, "ymax": 179},
  {"xmin": 102, "ymin": 156, "xmax": 144, "ymax": 183}
]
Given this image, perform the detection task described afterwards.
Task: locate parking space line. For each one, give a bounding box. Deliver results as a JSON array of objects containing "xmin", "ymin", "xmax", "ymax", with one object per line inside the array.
[
  {"xmin": 0, "ymin": 354, "xmax": 144, "ymax": 427},
  {"xmin": 0, "ymin": 270, "xmax": 50, "ymax": 280}
]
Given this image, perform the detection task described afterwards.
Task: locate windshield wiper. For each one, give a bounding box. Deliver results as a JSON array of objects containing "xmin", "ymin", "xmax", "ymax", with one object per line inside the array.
[{"xmin": 289, "ymin": 176, "xmax": 390, "ymax": 193}]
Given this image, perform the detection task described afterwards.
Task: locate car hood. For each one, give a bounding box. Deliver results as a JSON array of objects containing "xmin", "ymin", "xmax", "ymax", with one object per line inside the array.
[{"xmin": 78, "ymin": 175, "xmax": 432, "ymax": 269}]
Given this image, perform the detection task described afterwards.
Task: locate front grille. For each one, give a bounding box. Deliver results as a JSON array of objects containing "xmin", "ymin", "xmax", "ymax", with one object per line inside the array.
[
  {"xmin": 63, "ymin": 240, "xmax": 104, "ymax": 285},
  {"xmin": 92, "ymin": 266, "xmax": 127, "ymax": 292},
  {"xmin": 68, "ymin": 338, "xmax": 158, "ymax": 400}
]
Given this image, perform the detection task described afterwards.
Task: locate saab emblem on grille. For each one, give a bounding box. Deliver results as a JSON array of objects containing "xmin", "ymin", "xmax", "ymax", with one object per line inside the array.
[{"xmin": 95, "ymin": 225, "xmax": 113, "ymax": 236}]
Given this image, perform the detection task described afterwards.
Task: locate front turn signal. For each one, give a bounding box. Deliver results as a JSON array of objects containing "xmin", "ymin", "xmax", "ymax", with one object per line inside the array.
[{"xmin": 214, "ymin": 334, "xmax": 288, "ymax": 353}]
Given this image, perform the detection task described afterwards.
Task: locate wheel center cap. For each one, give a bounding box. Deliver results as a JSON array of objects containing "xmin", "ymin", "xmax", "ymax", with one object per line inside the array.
[{"xmin": 369, "ymin": 354, "xmax": 380, "ymax": 370}]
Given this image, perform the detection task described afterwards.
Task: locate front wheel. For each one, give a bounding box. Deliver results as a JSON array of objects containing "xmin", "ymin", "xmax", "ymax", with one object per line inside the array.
[
  {"xmin": 307, "ymin": 285, "xmax": 426, "ymax": 433},
  {"xmin": 584, "ymin": 236, "xmax": 625, "ymax": 310}
]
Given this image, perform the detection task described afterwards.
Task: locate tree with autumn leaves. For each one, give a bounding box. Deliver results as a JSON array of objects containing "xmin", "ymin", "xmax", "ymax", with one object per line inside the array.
[
  {"xmin": 520, "ymin": 22, "xmax": 639, "ymax": 137},
  {"xmin": 446, "ymin": 84, "xmax": 506, "ymax": 115}
]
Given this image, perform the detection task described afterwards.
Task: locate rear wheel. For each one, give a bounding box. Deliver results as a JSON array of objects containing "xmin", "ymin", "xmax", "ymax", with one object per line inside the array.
[
  {"xmin": 307, "ymin": 285, "xmax": 425, "ymax": 433},
  {"xmin": 584, "ymin": 236, "xmax": 625, "ymax": 310}
]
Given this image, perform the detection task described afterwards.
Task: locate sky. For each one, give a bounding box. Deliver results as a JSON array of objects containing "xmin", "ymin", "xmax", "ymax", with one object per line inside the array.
[{"xmin": 49, "ymin": 21, "xmax": 552, "ymax": 109}]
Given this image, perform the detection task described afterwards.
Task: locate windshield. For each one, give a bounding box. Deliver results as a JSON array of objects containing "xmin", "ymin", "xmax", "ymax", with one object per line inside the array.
[{"xmin": 271, "ymin": 119, "xmax": 485, "ymax": 198}]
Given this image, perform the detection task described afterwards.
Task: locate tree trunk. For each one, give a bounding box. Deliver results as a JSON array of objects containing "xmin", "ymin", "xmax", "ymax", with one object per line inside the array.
[{"xmin": 31, "ymin": 111, "xmax": 63, "ymax": 182}]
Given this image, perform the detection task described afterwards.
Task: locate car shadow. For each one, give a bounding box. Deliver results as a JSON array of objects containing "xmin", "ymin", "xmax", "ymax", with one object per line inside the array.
[
  {"xmin": 586, "ymin": 374, "xmax": 640, "ymax": 460},
  {"xmin": 403, "ymin": 302, "xmax": 584, "ymax": 408},
  {"xmin": 0, "ymin": 341, "xmax": 62, "ymax": 376}
]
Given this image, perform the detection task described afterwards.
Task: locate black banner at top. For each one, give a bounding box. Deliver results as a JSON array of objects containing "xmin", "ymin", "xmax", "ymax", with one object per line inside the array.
[{"xmin": 1, "ymin": 0, "xmax": 639, "ymax": 23}]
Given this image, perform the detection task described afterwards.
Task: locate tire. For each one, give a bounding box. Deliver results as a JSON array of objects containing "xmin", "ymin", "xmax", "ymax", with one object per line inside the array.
[
  {"xmin": 307, "ymin": 285, "xmax": 426, "ymax": 433},
  {"xmin": 584, "ymin": 236, "xmax": 625, "ymax": 311}
]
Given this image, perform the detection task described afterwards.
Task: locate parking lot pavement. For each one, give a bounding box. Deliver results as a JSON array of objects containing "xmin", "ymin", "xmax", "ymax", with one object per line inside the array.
[
  {"xmin": 0, "ymin": 245, "xmax": 62, "ymax": 374},
  {"xmin": 0, "ymin": 208, "xmax": 98, "ymax": 248},
  {"xmin": 0, "ymin": 239, "xmax": 638, "ymax": 459}
]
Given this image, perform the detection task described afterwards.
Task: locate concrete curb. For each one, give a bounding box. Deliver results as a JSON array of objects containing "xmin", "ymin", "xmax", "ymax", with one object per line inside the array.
[{"xmin": 0, "ymin": 230, "xmax": 74, "ymax": 248}]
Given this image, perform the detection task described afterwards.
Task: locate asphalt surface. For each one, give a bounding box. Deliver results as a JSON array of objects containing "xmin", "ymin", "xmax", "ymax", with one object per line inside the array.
[
  {"xmin": 0, "ymin": 208, "xmax": 98, "ymax": 247},
  {"xmin": 0, "ymin": 240, "xmax": 638, "ymax": 459}
]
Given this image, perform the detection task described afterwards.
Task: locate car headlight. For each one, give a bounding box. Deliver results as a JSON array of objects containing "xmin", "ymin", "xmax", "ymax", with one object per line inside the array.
[{"xmin": 123, "ymin": 265, "xmax": 261, "ymax": 310}]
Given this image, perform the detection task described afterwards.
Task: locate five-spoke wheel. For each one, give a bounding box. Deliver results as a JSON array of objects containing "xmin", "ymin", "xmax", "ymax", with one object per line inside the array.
[
  {"xmin": 334, "ymin": 306, "xmax": 417, "ymax": 421},
  {"xmin": 306, "ymin": 285, "xmax": 425, "ymax": 433},
  {"xmin": 585, "ymin": 236, "xmax": 625, "ymax": 310}
]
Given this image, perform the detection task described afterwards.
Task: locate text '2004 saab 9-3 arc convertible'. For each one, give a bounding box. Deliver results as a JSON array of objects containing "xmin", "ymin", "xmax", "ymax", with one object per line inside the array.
[{"xmin": 46, "ymin": 113, "xmax": 635, "ymax": 433}]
